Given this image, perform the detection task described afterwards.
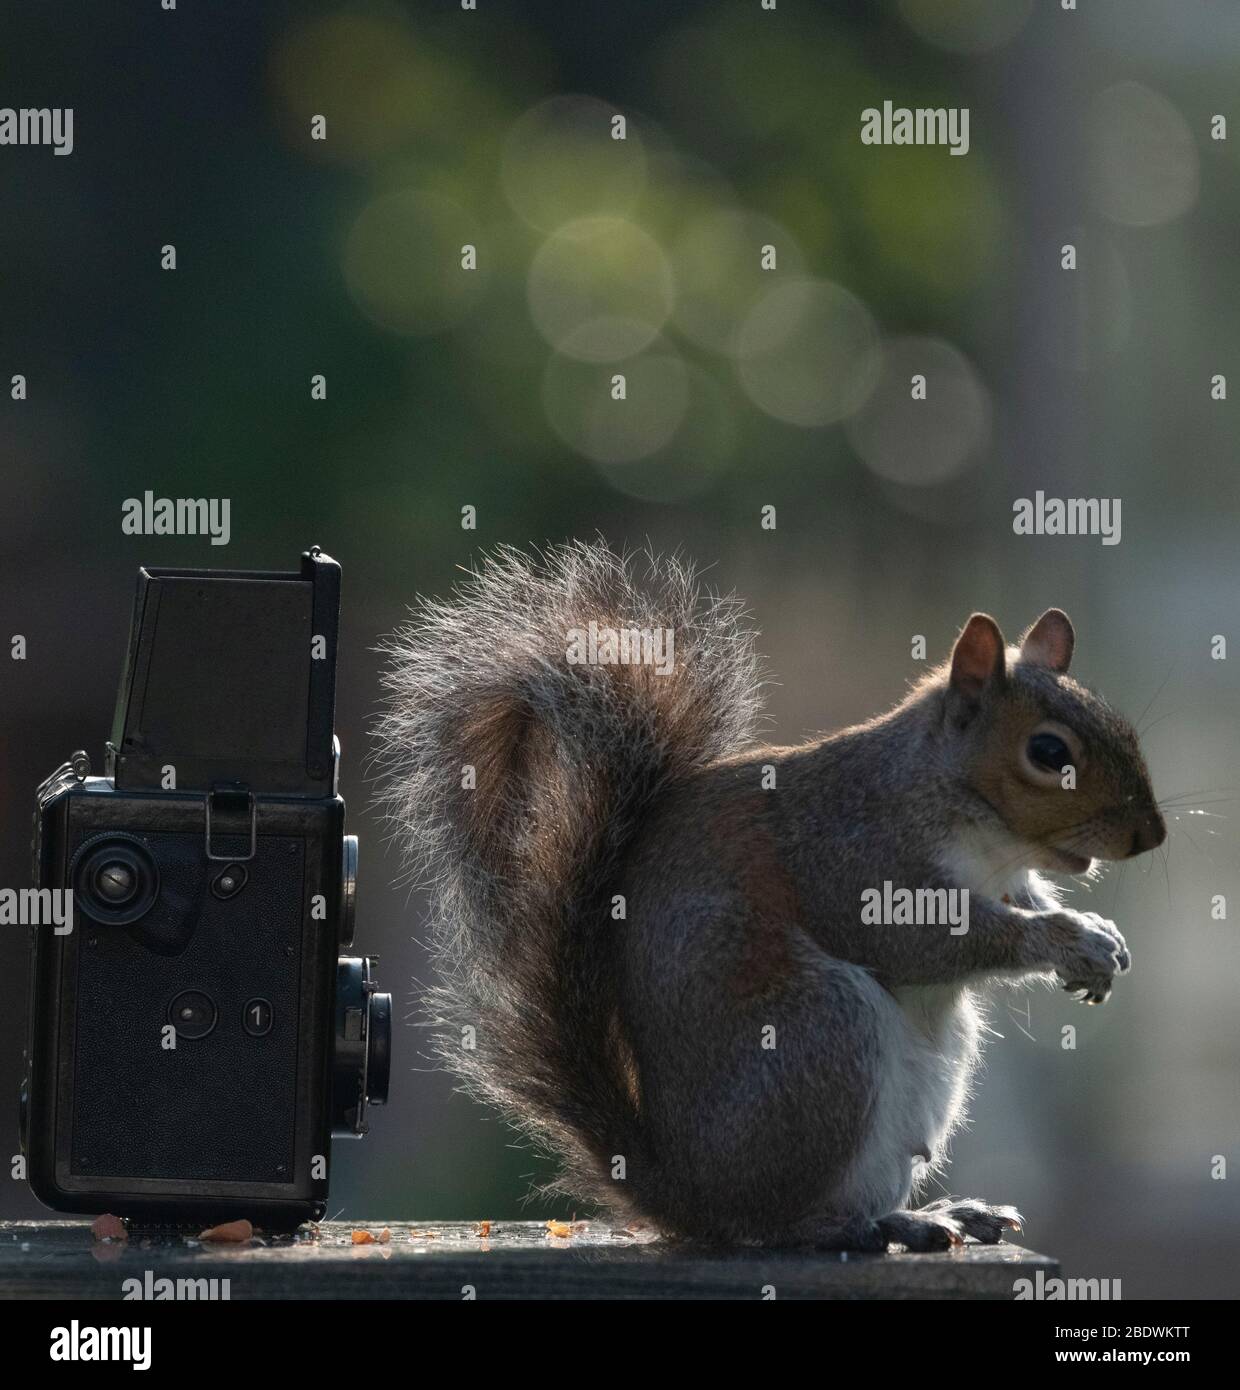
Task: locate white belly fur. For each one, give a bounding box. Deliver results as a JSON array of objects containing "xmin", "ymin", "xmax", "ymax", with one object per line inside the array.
[
  {"xmin": 832, "ymin": 826, "xmax": 1044, "ymax": 1218},
  {"xmin": 831, "ymin": 970, "xmax": 982, "ymax": 1217}
]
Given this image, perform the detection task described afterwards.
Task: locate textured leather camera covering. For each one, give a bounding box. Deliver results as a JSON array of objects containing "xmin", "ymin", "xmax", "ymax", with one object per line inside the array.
[{"xmin": 69, "ymin": 830, "xmax": 305, "ymax": 1185}]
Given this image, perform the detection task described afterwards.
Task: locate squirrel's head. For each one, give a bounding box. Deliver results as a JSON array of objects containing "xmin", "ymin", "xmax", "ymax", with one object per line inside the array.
[{"xmin": 943, "ymin": 608, "xmax": 1165, "ymax": 873}]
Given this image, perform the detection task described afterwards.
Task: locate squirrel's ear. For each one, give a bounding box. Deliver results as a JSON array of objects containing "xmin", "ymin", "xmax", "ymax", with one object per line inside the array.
[
  {"xmin": 1020, "ymin": 608, "xmax": 1074, "ymax": 674},
  {"xmin": 949, "ymin": 614, "xmax": 1006, "ymax": 702}
]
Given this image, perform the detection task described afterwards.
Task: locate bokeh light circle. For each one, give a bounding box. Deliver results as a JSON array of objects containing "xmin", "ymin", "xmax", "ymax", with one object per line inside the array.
[
  {"xmin": 344, "ymin": 190, "xmax": 483, "ymax": 335},
  {"xmin": 844, "ymin": 337, "xmax": 991, "ymax": 487},
  {"xmin": 542, "ymin": 350, "xmax": 689, "ymax": 465},
  {"xmin": 592, "ymin": 361, "xmax": 737, "ymax": 502},
  {"xmin": 670, "ymin": 209, "xmax": 806, "ymax": 355},
  {"xmin": 735, "ymin": 279, "xmax": 881, "ymax": 427},
  {"xmin": 898, "ymin": 0, "xmax": 1033, "ymax": 54},
  {"xmin": 273, "ymin": 14, "xmax": 445, "ymax": 162},
  {"xmin": 502, "ymin": 95, "xmax": 648, "ymax": 232},
  {"xmin": 528, "ymin": 217, "xmax": 674, "ymax": 362},
  {"xmin": 1088, "ymin": 82, "xmax": 1199, "ymax": 227}
]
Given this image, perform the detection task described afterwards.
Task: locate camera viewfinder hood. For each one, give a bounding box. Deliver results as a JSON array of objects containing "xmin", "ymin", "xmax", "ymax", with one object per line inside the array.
[{"xmin": 107, "ymin": 547, "xmax": 341, "ymax": 797}]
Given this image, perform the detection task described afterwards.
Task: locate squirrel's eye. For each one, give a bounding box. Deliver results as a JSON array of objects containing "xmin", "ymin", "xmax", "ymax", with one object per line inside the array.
[{"xmin": 1027, "ymin": 732, "xmax": 1071, "ymax": 773}]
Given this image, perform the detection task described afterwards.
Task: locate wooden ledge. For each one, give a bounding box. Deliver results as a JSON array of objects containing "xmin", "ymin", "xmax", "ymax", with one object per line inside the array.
[{"xmin": 0, "ymin": 1220, "xmax": 1059, "ymax": 1300}]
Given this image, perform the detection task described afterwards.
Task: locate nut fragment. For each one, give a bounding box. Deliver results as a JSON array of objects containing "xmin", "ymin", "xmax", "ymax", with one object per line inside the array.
[
  {"xmin": 90, "ymin": 1213, "xmax": 127, "ymax": 1242},
  {"xmin": 198, "ymin": 1219, "xmax": 253, "ymax": 1243}
]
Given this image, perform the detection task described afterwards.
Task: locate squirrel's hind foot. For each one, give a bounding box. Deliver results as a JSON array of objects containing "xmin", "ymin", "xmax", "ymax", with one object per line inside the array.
[
  {"xmin": 786, "ymin": 1209, "xmax": 961, "ymax": 1252},
  {"xmin": 874, "ymin": 1209, "xmax": 966, "ymax": 1251},
  {"xmin": 917, "ymin": 1197, "xmax": 1024, "ymax": 1243},
  {"xmin": 787, "ymin": 1199, "xmax": 1022, "ymax": 1252}
]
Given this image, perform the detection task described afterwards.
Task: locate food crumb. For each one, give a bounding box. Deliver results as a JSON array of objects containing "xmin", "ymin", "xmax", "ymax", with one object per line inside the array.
[
  {"xmin": 90, "ymin": 1214, "xmax": 127, "ymax": 1242},
  {"xmin": 378, "ymin": 1228, "xmax": 392, "ymax": 1244},
  {"xmin": 546, "ymin": 1219, "xmax": 572, "ymax": 1239},
  {"xmin": 351, "ymin": 1229, "xmax": 376, "ymax": 1245},
  {"xmin": 198, "ymin": 1219, "xmax": 253, "ymax": 1243},
  {"xmin": 477, "ymin": 1220, "xmax": 491, "ymax": 1238}
]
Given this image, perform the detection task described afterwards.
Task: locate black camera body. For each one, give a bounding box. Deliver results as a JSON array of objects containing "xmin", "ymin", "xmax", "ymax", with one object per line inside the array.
[{"xmin": 21, "ymin": 548, "xmax": 389, "ymax": 1229}]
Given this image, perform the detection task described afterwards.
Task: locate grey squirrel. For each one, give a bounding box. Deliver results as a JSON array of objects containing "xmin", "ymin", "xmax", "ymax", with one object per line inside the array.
[{"xmin": 377, "ymin": 540, "xmax": 1165, "ymax": 1250}]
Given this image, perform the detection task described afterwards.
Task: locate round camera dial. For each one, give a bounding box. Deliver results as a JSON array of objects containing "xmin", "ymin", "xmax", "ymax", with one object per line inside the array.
[
  {"xmin": 69, "ymin": 834, "xmax": 160, "ymax": 926},
  {"xmin": 330, "ymin": 955, "xmax": 391, "ymax": 1136},
  {"xmin": 339, "ymin": 835, "xmax": 358, "ymax": 948}
]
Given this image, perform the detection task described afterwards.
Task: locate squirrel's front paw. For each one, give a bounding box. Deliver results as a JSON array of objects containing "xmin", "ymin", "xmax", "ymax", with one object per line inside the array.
[{"xmin": 1045, "ymin": 910, "xmax": 1130, "ymax": 1004}]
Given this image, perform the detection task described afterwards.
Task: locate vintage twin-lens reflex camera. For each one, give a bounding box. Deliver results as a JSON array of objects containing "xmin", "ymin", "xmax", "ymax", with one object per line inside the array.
[{"xmin": 21, "ymin": 547, "xmax": 389, "ymax": 1228}]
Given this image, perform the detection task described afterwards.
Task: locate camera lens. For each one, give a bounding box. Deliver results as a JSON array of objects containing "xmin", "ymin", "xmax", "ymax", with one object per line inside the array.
[{"xmin": 70, "ymin": 835, "xmax": 159, "ymax": 926}]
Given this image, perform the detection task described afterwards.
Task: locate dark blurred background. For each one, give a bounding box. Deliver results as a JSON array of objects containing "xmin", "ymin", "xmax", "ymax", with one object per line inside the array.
[{"xmin": 2, "ymin": 0, "xmax": 1237, "ymax": 1297}]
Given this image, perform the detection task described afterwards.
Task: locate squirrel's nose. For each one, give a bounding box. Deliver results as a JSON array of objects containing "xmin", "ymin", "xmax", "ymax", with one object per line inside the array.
[{"xmin": 1128, "ymin": 810, "xmax": 1166, "ymax": 856}]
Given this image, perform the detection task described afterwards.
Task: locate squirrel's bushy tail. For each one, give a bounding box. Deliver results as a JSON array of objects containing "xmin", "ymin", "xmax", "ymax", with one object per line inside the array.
[{"xmin": 375, "ymin": 540, "xmax": 762, "ymax": 1213}]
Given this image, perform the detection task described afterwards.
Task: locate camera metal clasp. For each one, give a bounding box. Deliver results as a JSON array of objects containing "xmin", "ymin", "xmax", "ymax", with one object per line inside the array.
[
  {"xmin": 35, "ymin": 750, "xmax": 91, "ymax": 803},
  {"xmin": 204, "ymin": 788, "xmax": 257, "ymax": 862}
]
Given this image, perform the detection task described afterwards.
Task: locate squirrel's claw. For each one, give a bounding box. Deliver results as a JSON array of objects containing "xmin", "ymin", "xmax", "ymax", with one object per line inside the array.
[{"xmin": 1061, "ymin": 979, "xmax": 1112, "ymax": 1005}]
